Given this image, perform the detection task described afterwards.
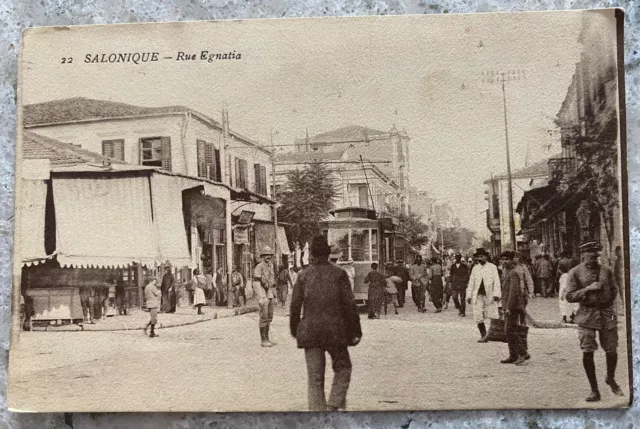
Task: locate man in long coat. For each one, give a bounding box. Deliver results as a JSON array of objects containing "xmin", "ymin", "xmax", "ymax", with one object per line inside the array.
[
  {"xmin": 410, "ymin": 255, "xmax": 431, "ymax": 313},
  {"xmin": 466, "ymin": 248, "xmax": 501, "ymax": 342},
  {"xmin": 499, "ymin": 251, "xmax": 527, "ymax": 365},
  {"xmin": 290, "ymin": 235, "xmax": 362, "ymax": 411},
  {"xmin": 449, "ymin": 253, "xmax": 469, "ymax": 317}
]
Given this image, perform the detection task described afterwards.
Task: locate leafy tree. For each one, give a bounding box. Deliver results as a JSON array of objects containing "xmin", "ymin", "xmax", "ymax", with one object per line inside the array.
[
  {"xmin": 380, "ymin": 205, "xmax": 431, "ymax": 247},
  {"xmin": 436, "ymin": 227, "xmax": 476, "ymax": 253},
  {"xmin": 277, "ymin": 161, "xmax": 338, "ymax": 247}
]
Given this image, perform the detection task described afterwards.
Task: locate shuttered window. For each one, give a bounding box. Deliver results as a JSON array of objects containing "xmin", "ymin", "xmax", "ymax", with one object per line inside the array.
[
  {"xmin": 102, "ymin": 139, "xmax": 125, "ymax": 161},
  {"xmin": 197, "ymin": 140, "xmax": 221, "ymax": 181},
  {"xmin": 139, "ymin": 137, "xmax": 171, "ymax": 171},
  {"xmin": 253, "ymin": 164, "xmax": 268, "ymax": 195},
  {"xmin": 235, "ymin": 158, "xmax": 248, "ymax": 189}
]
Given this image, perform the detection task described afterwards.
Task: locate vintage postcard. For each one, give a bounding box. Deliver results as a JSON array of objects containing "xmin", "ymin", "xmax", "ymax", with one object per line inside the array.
[{"xmin": 8, "ymin": 9, "xmax": 630, "ymax": 412}]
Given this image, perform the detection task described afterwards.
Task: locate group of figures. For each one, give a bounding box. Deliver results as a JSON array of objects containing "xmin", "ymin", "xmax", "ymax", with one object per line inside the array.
[{"xmin": 467, "ymin": 242, "xmax": 625, "ymax": 403}]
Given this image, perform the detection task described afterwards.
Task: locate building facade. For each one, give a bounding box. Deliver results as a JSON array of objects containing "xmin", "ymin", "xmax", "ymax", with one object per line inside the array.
[{"xmin": 293, "ymin": 125, "xmax": 411, "ymax": 214}]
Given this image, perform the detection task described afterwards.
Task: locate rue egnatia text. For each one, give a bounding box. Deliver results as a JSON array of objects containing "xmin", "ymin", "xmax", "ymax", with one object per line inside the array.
[{"xmin": 83, "ymin": 51, "xmax": 243, "ymax": 64}]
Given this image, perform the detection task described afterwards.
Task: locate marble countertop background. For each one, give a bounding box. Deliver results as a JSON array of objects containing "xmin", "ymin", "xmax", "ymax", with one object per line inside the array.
[{"xmin": 1, "ymin": 1, "xmax": 638, "ymax": 428}]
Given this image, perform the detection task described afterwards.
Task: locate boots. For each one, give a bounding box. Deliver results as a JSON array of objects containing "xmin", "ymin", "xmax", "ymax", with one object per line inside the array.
[
  {"xmin": 605, "ymin": 352, "xmax": 624, "ymax": 396},
  {"xmin": 149, "ymin": 323, "xmax": 158, "ymax": 338},
  {"xmin": 266, "ymin": 324, "xmax": 276, "ymax": 346},
  {"xmin": 477, "ymin": 322, "xmax": 488, "ymax": 342},
  {"xmin": 583, "ymin": 352, "xmax": 600, "ymax": 402},
  {"xmin": 260, "ymin": 326, "xmax": 273, "ymax": 347}
]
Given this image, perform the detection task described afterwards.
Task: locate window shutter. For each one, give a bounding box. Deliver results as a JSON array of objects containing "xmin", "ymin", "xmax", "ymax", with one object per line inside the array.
[
  {"xmin": 102, "ymin": 141, "xmax": 113, "ymax": 158},
  {"xmin": 254, "ymin": 164, "xmax": 261, "ymax": 193},
  {"xmin": 214, "ymin": 149, "xmax": 221, "ymax": 182},
  {"xmin": 205, "ymin": 143, "xmax": 214, "ymax": 180},
  {"xmin": 359, "ymin": 186, "xmax": 369, "ymax": 208},
  {"xmin": 234, "ymin": 158, "xmax": 240, "ymax": 188},
  {"xmin": 261, "ymin": 166, "xmax": 267, "ymax": 195},
  {"xmin": 160, "ymin": 137, "xmax": 172, "ymax": 171},
  {"xmin": 113, "ymin": 140, "xmax": 124, "ymax": 161},
  {"xmin": 197, "ymin": 140, "xmax": 206, "ymax": 177}
]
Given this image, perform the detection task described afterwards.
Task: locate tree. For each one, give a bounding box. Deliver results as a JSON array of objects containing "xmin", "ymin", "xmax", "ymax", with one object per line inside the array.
[
  {"xmin": 277, "ymin": 161, "xmax": 338, "ymax": 247},
  {"xmin": 380, "ymin": 205, "xmax": 430, "ymax": 247},
  {"xmin": 436, "ymin": 227, "xmax": 476, "ymax": 253}
]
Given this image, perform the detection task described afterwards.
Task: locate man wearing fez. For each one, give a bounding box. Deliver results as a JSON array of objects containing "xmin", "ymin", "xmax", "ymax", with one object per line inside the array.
[
  {"xmin": 466, "ymin": 248, "xmax": 501, "ymax": 342},
  {"xmin": 290, "ymin": 235, "xmax": 362, "ymax": 411},
  {"xmin": 565, "ymin": 241, "xmax": 624, "ymax": 402},
  {"xmin": 409, "ymin": 255, "xmax": 431, "ymax": 313},
  {"xmin": 499, "ymin": 251, "xmax": 527, "ymax": 365},
  {"xmin": 254, "ymin": 246, "xmax": 277, "ymax": 347}
]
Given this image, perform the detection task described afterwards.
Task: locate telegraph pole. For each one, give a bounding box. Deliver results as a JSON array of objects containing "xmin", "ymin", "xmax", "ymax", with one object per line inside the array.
[
  {"xmin": 271, "ymin": 130, "xmax": 280, "ymax": 269},
  {"xmin": 482, "ymin": 70, "xmax": 525, "ymax": 251}
]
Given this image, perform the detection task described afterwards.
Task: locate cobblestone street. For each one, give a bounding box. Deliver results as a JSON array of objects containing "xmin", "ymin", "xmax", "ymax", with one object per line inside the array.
[{"xmin": 7, "ymin": 298, "xmax": 629, "ymax": 412}]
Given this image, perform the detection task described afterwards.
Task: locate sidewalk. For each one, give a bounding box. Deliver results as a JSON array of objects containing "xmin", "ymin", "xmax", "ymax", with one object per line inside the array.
[{"xmin": 35, "ymin": 302, "xmax": 259, "ymax": 332}]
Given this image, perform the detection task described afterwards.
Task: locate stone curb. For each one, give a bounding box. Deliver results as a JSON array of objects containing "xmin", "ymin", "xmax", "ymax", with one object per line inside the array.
[{"xmin": 36, "ymin": 306, "xmax": 259, "ymax": 332}]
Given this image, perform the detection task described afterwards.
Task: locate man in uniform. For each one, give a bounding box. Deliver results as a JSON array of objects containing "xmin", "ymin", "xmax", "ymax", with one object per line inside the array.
[
  {"xmin": 565, "ymin": 241, "xmax": 624, "ymax": 402},
  {"xmin": 254, "ymin": 246, "xmax": 277, "ymax": 347},
  {"xmin": 466, "ymin": 248, "xmax": 501, "ymax": 342},
  {"xmin": 290, "ymin": 235, "xmax": 362, "ymax": 411}
]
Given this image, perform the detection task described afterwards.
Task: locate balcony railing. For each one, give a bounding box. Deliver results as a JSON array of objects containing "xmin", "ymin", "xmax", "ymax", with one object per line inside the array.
[{"xmin": 548, "ymin": 157, "xmax": 576, "ymax": 183}]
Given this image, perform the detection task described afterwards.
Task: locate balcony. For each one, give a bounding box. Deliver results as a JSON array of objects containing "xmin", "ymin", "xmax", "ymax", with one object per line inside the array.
[{"xmin": 548, "ymin": 157, "xmax": 576, "ymax": 184}]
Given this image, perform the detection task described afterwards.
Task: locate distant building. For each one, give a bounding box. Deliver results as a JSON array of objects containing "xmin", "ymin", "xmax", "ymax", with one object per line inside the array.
[
  {"xmin": 274, "ymin": 147, "xmax": 400, "ymax": 213},
  {"xmin": 293, "ymin": 125, "xmax": 411, "ymax": 214},
  {"xmin": 484, "ymin": 156, "xmax": 557, "ymax": 256}
]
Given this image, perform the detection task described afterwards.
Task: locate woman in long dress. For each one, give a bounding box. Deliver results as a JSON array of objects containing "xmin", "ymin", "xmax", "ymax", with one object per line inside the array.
[
  {"xmin": 192, "ymin": 268, "xmax": 207, "ymax": 315},
  {"xmin": 364, "ymin": 263, "xmax": 386, "ymax": 319}
]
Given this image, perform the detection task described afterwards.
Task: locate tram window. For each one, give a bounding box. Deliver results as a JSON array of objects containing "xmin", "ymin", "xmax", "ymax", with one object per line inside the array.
[
  {"xmin": 372, "ymin": 229, "xmax": 379, "ymax": 261},
  {"xmin": 327, "ymin": 229, "xmax": 349, "ymax": 259},
  {"xmin": 351, "ymin": 228, "xmax": 371, "ymax": 261}
]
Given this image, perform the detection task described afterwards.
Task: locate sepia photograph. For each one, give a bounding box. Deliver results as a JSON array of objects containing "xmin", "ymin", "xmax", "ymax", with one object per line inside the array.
[{"xmin": 8, "ymin": 9, "xmax": 630, "ymax": 412}]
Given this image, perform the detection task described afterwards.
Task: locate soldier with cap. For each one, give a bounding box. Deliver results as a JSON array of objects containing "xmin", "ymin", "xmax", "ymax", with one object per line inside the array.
[
  {"xmin": 565, "ymin": 241, "xmax": 624, "ymax": 402},
  {"xmin": 466, "ymin": 248, "xmax": 501, "ymax": 342},
  {"xmin": 254, "ymin": 246, "xmax": 277, "ymax": 347},
  {"xmin": 498, "ymin": 251, "xmax": 527, "ymax": 365}
]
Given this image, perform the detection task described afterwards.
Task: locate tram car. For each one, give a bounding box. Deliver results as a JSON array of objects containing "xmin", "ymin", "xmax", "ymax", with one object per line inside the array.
[{"xmin": 320, "ymin": 207, "xmax": 408, "ymax": 306}]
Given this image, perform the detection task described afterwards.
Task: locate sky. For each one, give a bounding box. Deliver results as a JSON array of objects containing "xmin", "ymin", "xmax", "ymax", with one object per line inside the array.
[{"xmin": 20, "ymin": 10, "xmax": 594, "ymax": 236}]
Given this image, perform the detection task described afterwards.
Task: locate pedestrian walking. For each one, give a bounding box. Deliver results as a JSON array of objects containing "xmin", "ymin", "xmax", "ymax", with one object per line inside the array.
[
  {"xmin": 160, "ymin": 266, "xmax": 175, "ymax": 313},
  {"xmin": 215, "ymin": 267, "xmax": 227, "ymax": 307},
  {"xmin": 429, "ymin": 258, "xmax": 444, "ymax": 313},
  {"xmin": 143, "ymin": 279, "xmax": 160, "ymax": 338},
  {"xmin": 115, "ymin": 278, "xmax": 128, "ymax": 316},
  {"xmin": 565, "ymin": 241, "xmax": 624, "ymax": 402},
  {"xmin": 232, "ymin": 266, "xmax": 245, "ymax": 307},
  {"xmin": 254, "ymin": 246, "xmax": 277, "ymax": 347},
  {"xmin": 449, "ymin": 253, "xmax": 469, "ymax": 317},
  {"xmin": 466, "ymin": 248, "xmax": 501, "ymax": 342},
  {"xmin": 384, "ymin": 272, "xmax": 401, "ymax": 315},
  {"xmin": 192, "ymin": 268, "xmax": 207, "ymax": 315},
  {"xmin": 277, "ymin": 265, "xmax": 290, "ymax": 307},
  {"xmin": 558, "ymin": 264, "xmax": 578, "ymax": 323},
  {"xmin": 395, "ymin": 260, "xmax": 409, "ymax": 307},
  {"xmin": 284, "ymin": 262, "xmax": 297, "ymax": 316},
  {"xmin": 290, "ymin": 234, "xmax": 362, "ymax": 411},
  {"xmin": 498, "ymin": 251, "xmax": 527, "ymax": 365},
  {"xmin": 536, "ymin": 255, "xmax": 554, "ymax": 297},
  {"xmin": 409, "ymin": 255, "xmax": 430, "ymax": 313},
  {"xmin": 364, "ymin": 263, "xmax": 386, "ymax": 319}
]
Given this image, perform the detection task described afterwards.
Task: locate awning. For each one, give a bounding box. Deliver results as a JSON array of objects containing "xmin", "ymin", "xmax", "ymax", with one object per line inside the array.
[
  {"xmin": 150, "ymin": 173, "xmax": 192, "ymax": 268},
  {"xmin": 254, "ymin": 223, "xmax": 290, "ymax": 255},
  {"xmin": 16, "ymin": 178, "xmax": 50, "ymax": 266},
  {"xmin": 52, "ymin": 174, "xmax": 158, "ymax": 268}
]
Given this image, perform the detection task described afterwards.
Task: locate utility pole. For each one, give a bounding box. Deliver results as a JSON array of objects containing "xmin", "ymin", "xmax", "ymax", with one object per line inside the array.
[
  {"xmin": 222, "ymin": 108, "xmax": 234, "ymax": 309},
  {"xmin": 271, "ymin": 130, "xmax": 280, "ymax": 269},
  {"xmin": 482, "ymin": 70, "xmax": 525, "ymax": 251}
]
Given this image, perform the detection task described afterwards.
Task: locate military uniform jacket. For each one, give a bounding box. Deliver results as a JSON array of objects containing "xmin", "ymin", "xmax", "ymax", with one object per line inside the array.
[
  {"xmin": 254, "ymin": 261, "xmax": 276, "ymax": 300},
  {"xmin": 290, "ymin": 261, "xmax": 362, "ymax": 349},
  {"xmin": 565, "ymin": 263, "xmax": 617, "ymax": 330}
]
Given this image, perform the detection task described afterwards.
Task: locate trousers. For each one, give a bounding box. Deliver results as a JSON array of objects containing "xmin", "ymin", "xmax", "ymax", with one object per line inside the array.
[
  {"xmin": 304, "ymin": 347, "xmax": 352, "ymax": 411},
  {"xmin": 258, "ymin": 298, "xmax": 274, "ymax": 328},
  {"xmin": 452, "ymin": 289, "xmax": 466, "ymax": 315},
  {"xmin": 505, "ymin": 310, "xmax": 526, "ymax": 358}
]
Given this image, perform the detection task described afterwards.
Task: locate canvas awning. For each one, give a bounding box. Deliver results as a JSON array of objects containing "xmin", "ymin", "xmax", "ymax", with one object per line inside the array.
[
  {"xmin": 17, "ymin": 178, "xmax": 50, "ymax": 266},
  {"xmin": 254, "ymin": 222, "xmax": 290, "ymax": 255},
  {"xmin": 150, "ymin": 173, "xmax": 192, "ymax": 268},
  {"xmin": 52, "ymin": 174, "xmax": 158, "ymax": 268}
]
